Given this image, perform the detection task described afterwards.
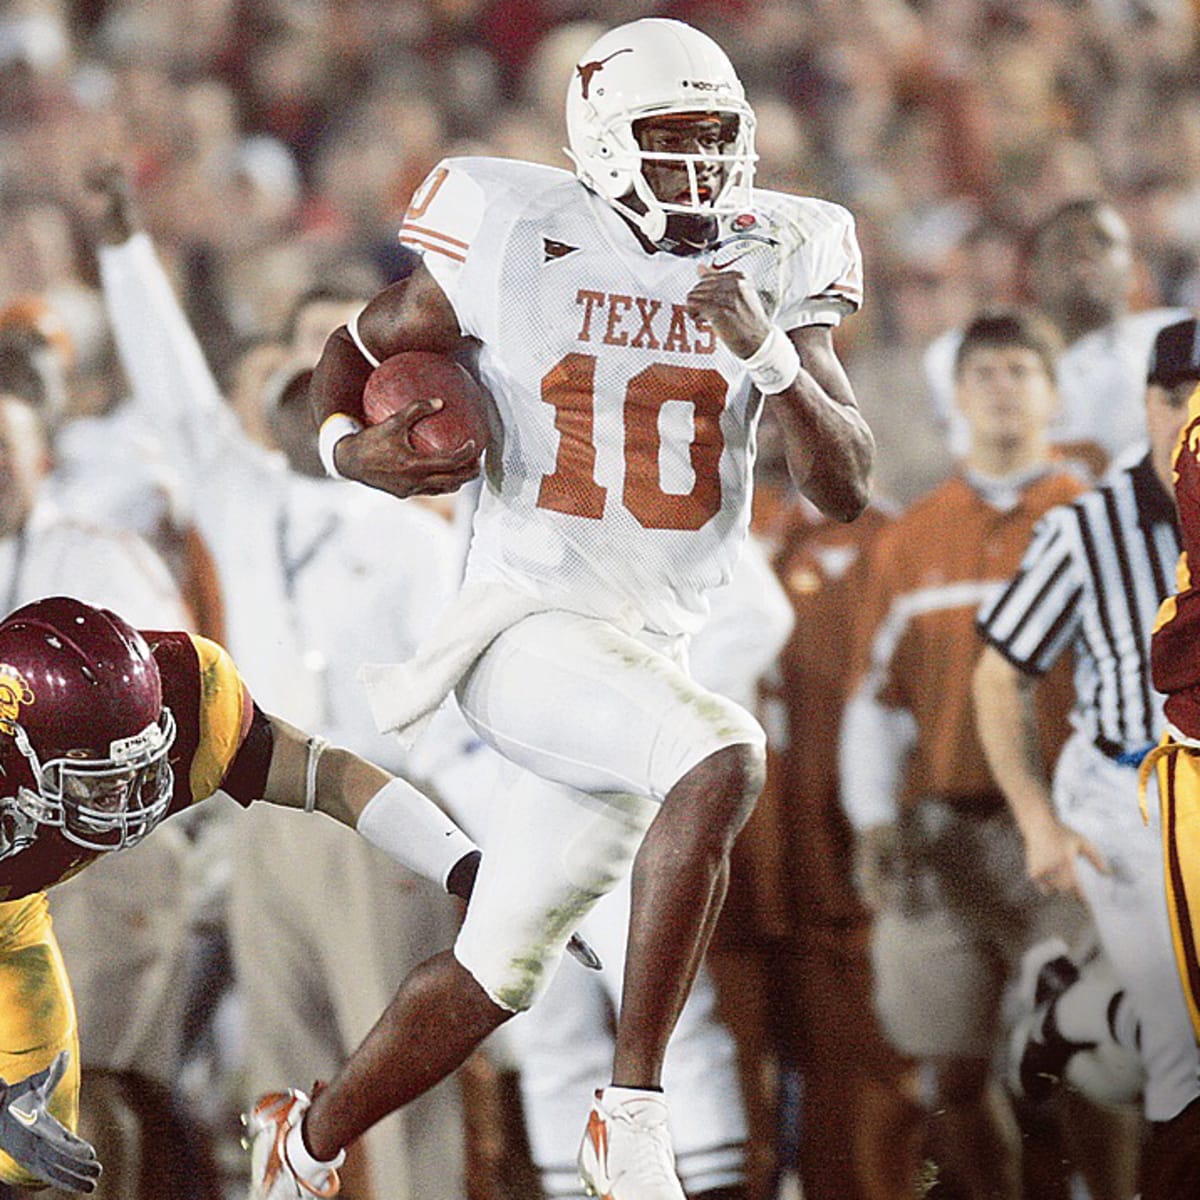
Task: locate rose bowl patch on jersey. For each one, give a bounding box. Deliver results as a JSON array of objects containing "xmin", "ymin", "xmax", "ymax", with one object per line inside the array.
[{"xmin": 363, "ymin": 351, "xmax": 491, "ymax": 458}]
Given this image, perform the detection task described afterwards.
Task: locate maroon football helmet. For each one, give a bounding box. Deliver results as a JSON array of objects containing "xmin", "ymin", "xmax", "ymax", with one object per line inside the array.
[{"xmin": 0, "ymin": 596, "xmax": 176, "ymax": 852}]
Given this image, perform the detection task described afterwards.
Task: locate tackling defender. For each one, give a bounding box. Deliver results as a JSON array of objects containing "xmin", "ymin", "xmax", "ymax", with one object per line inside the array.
[
  {"xmin": 1139, "ymin": 350, "xmax": 1200, "ymax": 1196},
  {"xmin": 0, "ymin": 595, "xmax": 483, "ymax": 1193},
  {"xmin": 257, "ymin": 16, "xmax": 873, "ymax": 1200}
]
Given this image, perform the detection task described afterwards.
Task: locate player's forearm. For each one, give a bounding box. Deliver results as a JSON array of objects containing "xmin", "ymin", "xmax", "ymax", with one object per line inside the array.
[
  {"xmin": 310, "ymin": 266, "xmax": 466, "ymax": 430},
  {"xmin": 771, "ymin": 376, "xmax": 874, "ymax": 522},
  {"xmin": 259, "ymin": 717, "xmax": 384, "ymax": 822},
  {"xmin": 765, "ymin": 325, "xmax": 873, "ymax": 521},
  {"xmin": 263, "ymin": 717, "xmax": 478, "ymax": 890},
  {"xmin": 972, "ymin": 645, "xmax": 1056, "ymax": 837}
]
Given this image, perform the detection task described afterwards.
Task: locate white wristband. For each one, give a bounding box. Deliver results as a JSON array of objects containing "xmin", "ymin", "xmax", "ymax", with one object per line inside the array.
[
  {"xmin": 356, "ymin": 776, "xmax": 479, "ymax": 891},
  {"xmin": 304, "ymin": 735, "xmax": 329, "ymax": 813},
  {"xmin": 347, "ymin": 307, "xmax": 382, "ymax": 368},
  {"xmin": 318, "ymin": 413, "xmax": 364, "ymax": 480},
  {"xmin": 743, "ymin": 325, "xmax": 801, "ymax": 395}
]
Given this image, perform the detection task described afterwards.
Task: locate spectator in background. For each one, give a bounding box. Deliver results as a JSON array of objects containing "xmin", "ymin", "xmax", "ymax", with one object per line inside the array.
[
  {"xmin": 87, "ymin": 165, "xmax": 475, "ymax": 1200},
  {"xmin": 222, "ymin": 333, "xmax": 290, "ymax": 451},
  {"xmin": 841, "ymin": 311, "xmax": 1137, "ymax": 1199},
  {"xmin": 925, "ymin": 198, "xmax": 1190, "ymax": 475},
  {"xmin": 0, "ymin": 196, "xmax": 225, "ymax": 640},
  {"xmin": 0, "ymin": 388, "xmax": 185, "ymax": 631}
]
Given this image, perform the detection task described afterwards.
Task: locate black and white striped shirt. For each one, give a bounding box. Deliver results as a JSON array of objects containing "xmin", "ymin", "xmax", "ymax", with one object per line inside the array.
[{"xmin": 977, "ymin": 455, "xmax": 1181, "ymax": 758}]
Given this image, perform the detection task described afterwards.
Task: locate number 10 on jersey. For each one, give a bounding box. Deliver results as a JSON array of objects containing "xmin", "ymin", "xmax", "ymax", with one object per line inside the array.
[{"xmin": 536, "ymin": 353, "xmax": 729, "ymax": 532}]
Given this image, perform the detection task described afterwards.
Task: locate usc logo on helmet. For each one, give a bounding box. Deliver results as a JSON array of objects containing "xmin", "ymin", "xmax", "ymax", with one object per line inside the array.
[{"xmin": 0, "ymin": 665, "xmax": 34, "ymax": 734}]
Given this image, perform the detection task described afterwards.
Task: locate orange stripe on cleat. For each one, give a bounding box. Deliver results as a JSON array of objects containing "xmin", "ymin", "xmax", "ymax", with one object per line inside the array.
[{"xmin": 586, "ymin": 1109, "xmax": 609, "ymax": 1161}]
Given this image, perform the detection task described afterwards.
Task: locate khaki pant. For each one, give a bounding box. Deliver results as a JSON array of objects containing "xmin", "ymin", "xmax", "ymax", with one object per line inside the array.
[{"xmin": 872, "ymin": 797, "xmax": 1087, "ymax": 1058}]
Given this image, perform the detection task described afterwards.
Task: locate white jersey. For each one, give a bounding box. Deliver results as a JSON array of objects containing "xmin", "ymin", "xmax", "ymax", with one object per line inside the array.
[{"xmin": 402, "ymin": 156, "xmax": 861, "ymax": 635}]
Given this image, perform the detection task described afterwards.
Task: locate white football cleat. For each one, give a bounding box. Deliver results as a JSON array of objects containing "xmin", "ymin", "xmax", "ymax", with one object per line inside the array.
[
  {"xmin": 577, "ymin": 1087, "xmax": 686, "ymax": 1200},
  {"xmin": 244, "ymin": 1089, "xmax": 341, "ymax": 1199}
]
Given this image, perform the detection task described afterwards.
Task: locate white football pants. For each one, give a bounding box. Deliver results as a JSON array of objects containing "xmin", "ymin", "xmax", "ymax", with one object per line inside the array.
[{"xmin": 452, "ymin": 608, "xmax": 764, "ymax": 1011}]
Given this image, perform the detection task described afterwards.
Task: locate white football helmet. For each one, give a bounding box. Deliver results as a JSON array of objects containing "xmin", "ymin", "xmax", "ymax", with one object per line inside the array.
[{"xmin": 565, "ymin": 18, "xmax": 757, "ymax": 246}]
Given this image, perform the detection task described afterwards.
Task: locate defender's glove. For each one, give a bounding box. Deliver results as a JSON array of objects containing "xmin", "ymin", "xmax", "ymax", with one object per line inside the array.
[{"xmin": 0, "ymin": 1051, "xmax": 101, "ymax": 1192}]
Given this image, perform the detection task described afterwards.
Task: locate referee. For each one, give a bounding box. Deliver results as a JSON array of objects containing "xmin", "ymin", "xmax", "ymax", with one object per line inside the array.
[{"xmin": 973, "ymin": 318, "xmax": 1200, "ymax": 1178}]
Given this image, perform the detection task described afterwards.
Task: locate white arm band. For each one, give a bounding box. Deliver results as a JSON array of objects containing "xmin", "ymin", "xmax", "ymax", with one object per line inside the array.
[
  {"xmin": 356, "ymin": 776, "xmax": 478, "ymax": 891},
  {"xmin": 318, "ymin": 413, "xmax": 364, "ymax": 480},
  {"xmin": 742, "ymin": 325, "xmax": 801, "ymax": 395},
  {"xmin": 347, "ymin": 307, "xmax": 382, "ymax": 368},
  {"xmin": 304, "ymin": 735, "xmax": 329, "ymax": 813}
]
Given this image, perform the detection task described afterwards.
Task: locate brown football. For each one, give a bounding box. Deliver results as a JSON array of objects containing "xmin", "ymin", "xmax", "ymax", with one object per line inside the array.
[{"xmin": 362, "ymin": 352, "xmax": 490, "ymax": 457}]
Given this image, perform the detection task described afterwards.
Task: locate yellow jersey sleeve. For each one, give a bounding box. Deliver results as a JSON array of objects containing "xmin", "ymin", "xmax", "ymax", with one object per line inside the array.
[{"xmin": 186, "ymin": 635, "xmax": 251, "ymax": 803}]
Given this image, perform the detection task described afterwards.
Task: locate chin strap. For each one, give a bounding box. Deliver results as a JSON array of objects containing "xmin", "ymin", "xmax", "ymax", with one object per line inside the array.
[
  {"xmin": 656, "ymin": 217, "xmax": 719, "ymax": 256},
  {"xmin": 625, "ymin": 210, "xmax": 719, "ymax": 257}
]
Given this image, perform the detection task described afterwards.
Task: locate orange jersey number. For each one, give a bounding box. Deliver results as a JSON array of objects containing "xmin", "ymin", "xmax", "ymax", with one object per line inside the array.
[{"xmin": 536, "ymin": 352, "xmax": 727, "ymax": 531}]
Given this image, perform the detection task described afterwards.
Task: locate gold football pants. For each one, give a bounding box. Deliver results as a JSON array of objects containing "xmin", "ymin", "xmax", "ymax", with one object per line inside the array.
[
  {"xmin": 1148, "ymin": 740, "xmax": 1200, "ymax": 1040},
  {"xmin": 0, "ymin": 892, "xmax": 80, "ymax": 1187}
]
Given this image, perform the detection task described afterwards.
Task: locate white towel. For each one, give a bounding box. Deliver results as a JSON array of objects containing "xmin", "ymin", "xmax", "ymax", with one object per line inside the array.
[{"xmin": 358, "ymin": 580, "xmax": 547, "ymax": 750}]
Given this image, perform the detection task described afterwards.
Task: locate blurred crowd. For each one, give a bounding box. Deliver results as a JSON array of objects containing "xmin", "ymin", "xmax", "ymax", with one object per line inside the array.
[
  {"xmin": 5, "ymin": 0, "xmax": 1200, "ymax": 500},
  {"xmin": 5, "ymin": 1, "xmax": 1200, "ymax": 1198}
]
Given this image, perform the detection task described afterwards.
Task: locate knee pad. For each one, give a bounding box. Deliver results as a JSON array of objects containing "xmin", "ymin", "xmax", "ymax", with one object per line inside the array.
[{"xmin": 455, "ymin": 774, "xmax": 655, "ymax": 1012}]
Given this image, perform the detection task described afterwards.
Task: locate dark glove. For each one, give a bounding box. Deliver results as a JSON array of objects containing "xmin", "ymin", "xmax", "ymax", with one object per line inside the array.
[{"xmin": 0, "ymin": 1051, "xmax": 101, "ymax": 1192}]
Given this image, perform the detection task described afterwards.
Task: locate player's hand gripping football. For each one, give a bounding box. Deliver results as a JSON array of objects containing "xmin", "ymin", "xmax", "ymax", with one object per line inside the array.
[
  {"xmin": 336, "ymin": 403, "xmax": 482, "ymax": 500},
  {"xmin": 685, "ymin": 263, "xmax": 774, "ymax": 359},
  {"xmin": 0, "ymin": 1051, "xmax": 102, "ymax": 1193}
]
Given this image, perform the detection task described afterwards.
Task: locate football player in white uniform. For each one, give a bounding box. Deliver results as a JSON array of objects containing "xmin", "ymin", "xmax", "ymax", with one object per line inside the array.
[{"xmin": 247, "ymin": 18, "xmax": 874, "ymax": 1200}]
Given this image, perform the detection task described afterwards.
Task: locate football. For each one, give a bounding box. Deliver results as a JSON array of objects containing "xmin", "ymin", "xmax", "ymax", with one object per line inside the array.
[{"xmin": 362, "ymin": 352, "xmax": 491, "ymax": 458}]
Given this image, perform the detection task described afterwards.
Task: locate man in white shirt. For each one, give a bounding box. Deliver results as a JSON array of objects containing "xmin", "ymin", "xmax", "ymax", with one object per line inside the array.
[{"xmin": 89, "ymin": 171, "xmax": 474, "ymax": 1200}]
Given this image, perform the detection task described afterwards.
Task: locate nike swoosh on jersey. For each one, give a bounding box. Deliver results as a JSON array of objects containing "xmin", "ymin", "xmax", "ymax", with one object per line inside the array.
[{"xmin": 710, "ymin": 252, "xmax": 749, "ymax": 270}]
